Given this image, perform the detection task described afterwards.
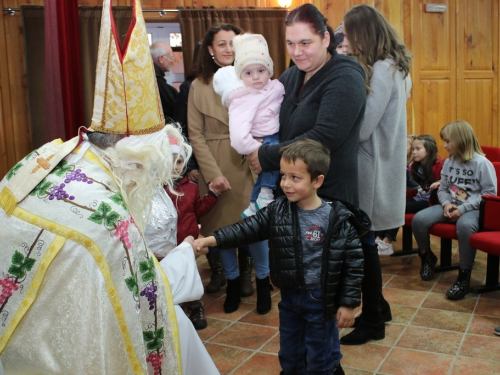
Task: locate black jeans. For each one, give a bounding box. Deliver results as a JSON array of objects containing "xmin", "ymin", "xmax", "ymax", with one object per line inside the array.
[{"xmin": 360, "ymin": 232, "xmax": 386, "ymax": 326}]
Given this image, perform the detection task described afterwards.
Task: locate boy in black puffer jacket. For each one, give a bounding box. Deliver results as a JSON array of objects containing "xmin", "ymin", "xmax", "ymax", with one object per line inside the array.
[{"xmin": 195, "ymin": 139, "xmax": 371, "ymax": 375}]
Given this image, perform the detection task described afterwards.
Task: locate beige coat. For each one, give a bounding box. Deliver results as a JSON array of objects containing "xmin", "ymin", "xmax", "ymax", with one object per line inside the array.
[{"xmin": 188, "ymin": 77, "xmax": 254, "ymax": 235}]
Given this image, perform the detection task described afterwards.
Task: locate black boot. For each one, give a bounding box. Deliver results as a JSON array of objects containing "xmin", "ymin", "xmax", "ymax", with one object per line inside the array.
[
  {"xmin": 238, "ymin": 251, "xmax": 254, "ymax": 297},
  {"xmin": 205, "ymin": 253, "xmax": 226, "ymax": 293},
  {"xmin": 224, "ymin": 276, "xmax": 241, "ymax": 313},
  {"xmin": 353, "ymin": 296, "xmax": 392, "ymax": 327},
  {"xmin": 418, "ymin": 248, "xmax": 438, "ymax": 281},
  {"xmin": 333, "ymin": 363, "xmax": 345, "ymax": 375},
  {"xmin": 256, "ymin": 276, "xmax": 273, "ymax": 315},
  {"xmin": 186, "ymin": 300, "xmax": 207, "ymax": 330},
  {"xmin": 446, "ymin": 268, "xmax": 472, "ymax": 300},
  {"xmin": 339, "ymin": 321, "xmax": 385, "ymax": 345}
]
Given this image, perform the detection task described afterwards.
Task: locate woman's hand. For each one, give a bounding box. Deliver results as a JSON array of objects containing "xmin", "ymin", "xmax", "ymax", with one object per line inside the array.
[
  {"xmin": 187, "ymin": 169, "xmax": 199, "ymax": 183},
  {"xmin": 209, "ymin": 176, "xmax": 231, "ymax": 195},
  {"xmin": 247, "ymin": 147, "xmax": 262, "ymax": 174}
]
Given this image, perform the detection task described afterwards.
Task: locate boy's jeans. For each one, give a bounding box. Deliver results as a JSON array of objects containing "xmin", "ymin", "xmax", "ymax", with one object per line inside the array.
[
  {"xmin": 278, "ymin": 288, "xmax": 341, "ymax": 374},
  {"xmin": 250, "ymin": 133, "xmax": 280, "ymax": 202}
]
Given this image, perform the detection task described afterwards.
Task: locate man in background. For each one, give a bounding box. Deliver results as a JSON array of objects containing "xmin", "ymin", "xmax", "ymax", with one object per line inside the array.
[{"xmin": 151, "ymin": 41, "xmax": 178, "ymax": 120}]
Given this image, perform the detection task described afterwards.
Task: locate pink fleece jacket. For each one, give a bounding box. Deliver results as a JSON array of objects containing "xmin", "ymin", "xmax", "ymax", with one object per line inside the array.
[{"xmin": 226, "ymin": 79, "xmax": 284, "ymax": 155}]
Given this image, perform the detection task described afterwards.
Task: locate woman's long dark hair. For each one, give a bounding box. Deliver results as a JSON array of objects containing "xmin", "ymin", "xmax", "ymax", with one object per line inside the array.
[
  {"xmin": 344, "ymin": 4, "xmax": 412, "ymax": 93},
  {"xmin": 410, "ymin": 135, "xmax": 439, "ymax": 188},
  {"xmin": 285, "ymin": 3, "xmax": 335, "ymax": 54},
  {"xmin": 193, "ymin": 23, "xmax": 242, "ymax": 84}
]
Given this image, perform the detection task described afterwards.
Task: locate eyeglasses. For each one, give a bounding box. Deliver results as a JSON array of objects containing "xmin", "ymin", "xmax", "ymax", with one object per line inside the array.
[{"xmin": 161, "ymin": 54, "xmax": 175, "ymax": 61}]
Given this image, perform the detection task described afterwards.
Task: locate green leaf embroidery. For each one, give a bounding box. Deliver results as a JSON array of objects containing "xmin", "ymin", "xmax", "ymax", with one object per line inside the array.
[
  {"xmin": 52, "ymin": 160, "xmax": 72, "ymax": 177},
  {"xmin": 12, "ymin": 250, "xmax": 24, "ymax": 265},
  {"xmin": 8, "ymin": 250, "xmax": 37, "ymax": 279},
  {"xmin": 125, "ymin": 275, "xmax": 139, "ymax": 298},
  {"xmin": 6, "ymin": 162, "xmax": 23, "ymax": 181},
  {"xmin": 30, "ymin": 179, "xmax": 53, "ymax": 197},
  {"xmin": 88, "ymin": 202, "xmax": 119, "ymax": 228},
  {"xmin": 146, "ymin": 339, "xmax": 162, "ymax": 351},
  {"xmin": 109, "ymin": 192, "xmax": 127, "ymax": 210},
  {"xmin": 88, "ymin": 211, "xmax": 104, "ymax": 224},
  {"xmin": 139, "ymin": 257, "xmax": 156, "ymax": 282},
  {"xmin": 24, "ymin": 151, "xmax": 35, "ymax": 161},
  {"xmin": 104, "ymin": 211, "xmax": 120, "ymax": 227},
  {"xmin": 143, "ymin": 330, "xmax": 155, "ymax": 341},
  {"xmin": 154, "ymin": 328, "xmax": 164, "ymax": 340}
]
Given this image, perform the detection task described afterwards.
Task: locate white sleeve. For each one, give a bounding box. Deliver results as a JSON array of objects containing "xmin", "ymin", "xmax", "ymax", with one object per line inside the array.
[{"xmin": 159, "ymin": 242, "xmax": 204, "ymax": 304}]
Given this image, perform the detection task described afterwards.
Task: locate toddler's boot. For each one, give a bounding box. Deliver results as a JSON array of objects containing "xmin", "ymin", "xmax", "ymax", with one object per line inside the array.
[
  {"xmin": 186, "ymin": 300, "xmax": 207, "ymax": 330},
  {"xmin": 446, "ymin": 268, "xmax": 472, "ymax": 300},
  {"xmin": 256, "ymin": 276, "xmax": 273, "ymax": 315},
  {"xmin": 206, "ymin": 253, "xmax": 226, "ymax": 293},
  {"xmin": 239, "ymin": 251, "xmax": 254, "ymax": 297},
  {"xmin": 418, "ymin": 248, "xmax": 438, "ymax": 281},
  {"xmin": 224, "ymin": 276, "xmax": 241, "ymax": 313}
]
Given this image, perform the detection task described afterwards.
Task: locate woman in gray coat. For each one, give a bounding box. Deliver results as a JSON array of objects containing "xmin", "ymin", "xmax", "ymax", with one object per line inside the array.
[{"xmin": 340, "ymin": 4, "xmax": 413, "ymax": 346}]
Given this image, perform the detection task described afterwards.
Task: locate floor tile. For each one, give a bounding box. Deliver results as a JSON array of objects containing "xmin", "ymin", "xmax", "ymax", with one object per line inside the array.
[
  {"xmin": 475, "ymin": 298, "xmax": 500, "ymax": 317},
  {"xmin": 452, "ymin": 357, "xmax": 500, "ymax": 375},
  {"xmin": 386, "ymin": 275, "xmax": 434, "ymax": 292},
  {"xmin": 459, "ymin": 334, "xmax": 500, "ymax": 362},
  {"xmin": 340, "ymin": 343, "xmax": 390, "ymax": 371},
  {"xmin": 232, "ymin": 353, "xmax": 281, "ymax": 375},
  {"xmin": 204, "ymin": 343, "xmax": 253, "ymax": 375},
  {"xmin": 197, "ymin": 317, "xmax": 232, "ymax": 341},
  {"xmin": 387, "ymin": 304, "xmax": 417, "ymax": 325},
  {"xmin": 260, "ymin": 332, "xmax": 280, "ymax": 354},
  {"xmin": 380, "ymin": 348, "xmax": 453, "ymax": 375},
  {"xmin": 411, "ymin": 308, "xmax": 470, "ymax": 332},
  {"xmin": 468, "ymin": 314, "xmax": 500, "ymax": 336},
  {"xmin": 204, "ymin": 299, "xmax": 255, "ymax": 320},
  {"xmin": 239, "ymin": 306, "xmax": 280, "ymax": 327},
  {"xmin": 422, "ymin": 292, "xmax": 477, "ymax": 313},
  {"xmin": 210, "ymin": 322, "xmax": 277, "ymax": 350},
  {"xmin": 383, "ymin": 288, "xmax": 428, "ymax": 307},
  {"xmin": 396, "ymin": 326, "xmax": 463, "ymax": 355}
]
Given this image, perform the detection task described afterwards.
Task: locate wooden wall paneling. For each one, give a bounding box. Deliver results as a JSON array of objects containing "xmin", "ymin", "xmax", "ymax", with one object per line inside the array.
[
  {"xmin": 456, "ymin": 0, "xmax": 498, "ymax": 147},
  {"xmin": 412, "ymin": 0, "xmax": 456, "ymax": 156},
  {"xmin": 0, "ymin": 7, "xmax": 14, "ymax": 178}
]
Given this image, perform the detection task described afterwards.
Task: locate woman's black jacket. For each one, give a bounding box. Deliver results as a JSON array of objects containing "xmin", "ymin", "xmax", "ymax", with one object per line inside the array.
[{"xmin": 213, "ymin": 196, "xmax": 371, "ymax": 320}]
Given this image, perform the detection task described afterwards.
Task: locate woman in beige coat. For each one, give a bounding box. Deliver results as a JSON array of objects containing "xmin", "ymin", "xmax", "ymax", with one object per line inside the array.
[{"xmin": 188, "ymin": 24, "xmax": 272, "ymax": 315}]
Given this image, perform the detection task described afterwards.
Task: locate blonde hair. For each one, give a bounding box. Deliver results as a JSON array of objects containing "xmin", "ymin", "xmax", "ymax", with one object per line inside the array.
[{"xmin": 439, "ymin": 120, "xmax": 484, "ymax": 163}]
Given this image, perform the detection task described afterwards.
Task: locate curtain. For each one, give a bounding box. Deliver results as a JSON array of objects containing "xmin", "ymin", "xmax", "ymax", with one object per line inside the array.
[
  {"xmin": 45, "ymin": 0, "xmax": 85, "ymax": 142},
  {"xmin": 179, "ymin": 7, "xmax": 288, "ymax": 80},
  {"xmin": 79, "ymin": 6, "xmax": 132, "ymax": 129},
  {"xmin": 22, "ymin": 5, "xmax": 133, "ymax": 146},
  {"xmin": 21, "ymin": 6, "xmax": 45, "ymax": 149}
]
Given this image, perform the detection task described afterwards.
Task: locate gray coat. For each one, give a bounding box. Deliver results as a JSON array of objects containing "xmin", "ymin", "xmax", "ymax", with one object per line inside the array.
[
  {"xmin": 259, "ymin": 53, "xmax": 366, "ymax": 206},
  {"xmin": 358, "ymin": 59, "xmax": 412, "ymax": 230}
]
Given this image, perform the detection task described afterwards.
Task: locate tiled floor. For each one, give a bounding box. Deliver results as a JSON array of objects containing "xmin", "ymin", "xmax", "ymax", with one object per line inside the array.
[{"xmin": 193, "ymin": 234, "xmax": 500, "ymax": 375}]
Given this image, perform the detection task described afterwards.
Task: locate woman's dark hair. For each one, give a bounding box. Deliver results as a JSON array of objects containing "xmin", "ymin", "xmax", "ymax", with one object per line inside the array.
[
  {"xmin": 193, "ymin": 23, "xmax": 242, "ymax": 84},
  {"xmin": 184, "ymin": 41, "xmax": 202, "ymax": 82},
  {"xmin": 410, "ymin": 134, "xmax": 438, "ymax": 188},
  {"xmin": 284, "ymin": 3, "xmax": 335, "ymax": 54}
]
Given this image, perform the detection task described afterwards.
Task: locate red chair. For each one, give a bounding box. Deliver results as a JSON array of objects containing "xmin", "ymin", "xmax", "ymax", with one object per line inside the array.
[
  {"xmin": 391, "ymin": 213, "xmax": 418, "ymax": 257},
  {"xmin": 428, "ymin": 161, "xmax": 500, "ymax": 273},
  {"xmin": 470, "ymin": 195, "xmax": 500, "ymax": 294},
  {"xmin": 481, "ymin": 146, "xmax": 500, "ymax": 162}
]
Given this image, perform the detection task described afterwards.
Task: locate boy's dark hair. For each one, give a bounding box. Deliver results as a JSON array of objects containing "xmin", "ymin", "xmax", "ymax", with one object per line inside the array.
[{"xmin": 280, "ymin": 139, "xmax": 330, "ymax": 180}]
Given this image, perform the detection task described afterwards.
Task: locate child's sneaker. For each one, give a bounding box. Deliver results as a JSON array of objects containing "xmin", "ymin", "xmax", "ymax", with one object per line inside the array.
[
  {"xmin": 494, "ymin": 325, "xmax": 500, "ymax": 336},
  {"xmin": 241, "ymin": 205, "xmax": 257, "ymax": 218},
  {"xmin": 186, "ymin": 301, "xmax": 207, "ymax": 330},
  {"xmin": 255, "ymin": 194, "xmax": 273, "ymax": 210},
  {"xmin": 378, "ymin": 241, "xmax": 394, "ymax": 256}
]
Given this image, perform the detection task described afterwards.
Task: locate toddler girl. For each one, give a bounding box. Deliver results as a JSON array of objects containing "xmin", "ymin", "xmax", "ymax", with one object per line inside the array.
[
  {"xmin": 412, "ymin": 121, "xmax": 497, "ymax": 299},
  {"xmin": 213, "ymin": 33, "xmax": 285, "ymax": 218}
]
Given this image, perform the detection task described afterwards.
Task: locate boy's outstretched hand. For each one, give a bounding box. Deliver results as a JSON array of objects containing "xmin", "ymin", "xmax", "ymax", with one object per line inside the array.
[
  {"xmin": 336, "ymin": 307, "xmax": 355, "ymax": 328},
  {"xmin": 194, "ymin": 236, "xmax": 217, "ymax": 254}
]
